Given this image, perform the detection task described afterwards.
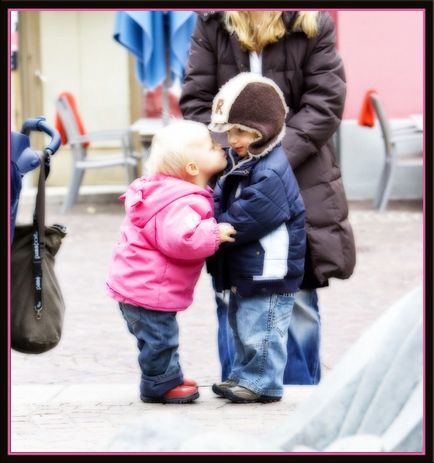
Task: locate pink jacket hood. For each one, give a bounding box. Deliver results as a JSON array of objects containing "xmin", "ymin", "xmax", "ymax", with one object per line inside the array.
[{"xmin": 121, "ymin": 174, "xmax": 214, "ymax": 226}]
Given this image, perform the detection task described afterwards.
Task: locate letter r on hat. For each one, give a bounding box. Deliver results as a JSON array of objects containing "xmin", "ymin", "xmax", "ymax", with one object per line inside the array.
[{"xmin": 216, "ymin": 98, "xmax": 224, "ymax": 115}]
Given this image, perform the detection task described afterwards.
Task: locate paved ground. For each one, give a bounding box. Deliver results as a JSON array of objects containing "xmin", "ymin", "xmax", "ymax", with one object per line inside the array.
[{"xmin": 11, "ymin": 196, "xmax": 423, "ymax": 453}]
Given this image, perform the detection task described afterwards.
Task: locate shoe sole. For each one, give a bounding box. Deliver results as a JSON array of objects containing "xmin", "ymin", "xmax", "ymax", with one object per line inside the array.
[
  {"xmin": 140, "ymin": 391, "xmax": 199, "ymax": 404},
  {"xmin": 223, "ymin": 388, "xmax": 281, "ymax": 404}
]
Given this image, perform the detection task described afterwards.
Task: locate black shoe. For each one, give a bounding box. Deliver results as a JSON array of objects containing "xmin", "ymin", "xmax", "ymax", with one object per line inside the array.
[
  {"xmin": 223, "ymin": 385, "xmax": 282, "ymax": 404},
  {"xmin": 212, "ymin": 380, "xmax": 238, "ymax": 397}
]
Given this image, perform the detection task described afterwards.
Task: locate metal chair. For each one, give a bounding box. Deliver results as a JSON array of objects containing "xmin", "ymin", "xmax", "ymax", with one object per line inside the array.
[
  {"xmin": 56, "ymin": 94, "xmax": 139, "ymax": 212},
  {"xmin": 370, "ymin": 93, "xmax": 423, "ymax": 211}
]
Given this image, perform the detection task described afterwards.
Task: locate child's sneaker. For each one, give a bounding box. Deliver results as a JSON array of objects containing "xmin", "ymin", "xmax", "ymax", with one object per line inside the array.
[
  {"xmin": 212, "ymin": 380, "xmax": 238, "ymax": 397},
  {"xmin": 223, "ymin": 385, "xmax": 281, "ymax": 404},
  {"xmin": 141, "ymin": 385, "xmax": 199, "ymax": 404}
]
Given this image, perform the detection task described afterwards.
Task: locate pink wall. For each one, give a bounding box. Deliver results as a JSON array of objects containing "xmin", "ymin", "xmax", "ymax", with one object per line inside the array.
[{"xmin": 337, "ymin": 11, "xmax": 424, "ymax": 119}]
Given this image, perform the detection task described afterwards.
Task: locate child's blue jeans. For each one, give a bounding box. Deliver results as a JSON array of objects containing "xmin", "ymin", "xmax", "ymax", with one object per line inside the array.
[
  {"xmin": 119, "ymin": 302, "xmax": 184, "ymax": 398},
  {"xmin": 216, "ymin": 287, "xmax": 321, "ymax": 385},
  {"xmin": 226, "ymin": 289, "xmax": 296, "ymax": 398}
]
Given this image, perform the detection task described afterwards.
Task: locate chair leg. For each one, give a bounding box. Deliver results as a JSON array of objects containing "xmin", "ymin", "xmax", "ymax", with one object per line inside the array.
[
  {"xmin": 125, "ymin": 161, "xmax": 137, "ymax": 184},
  {"xmin": 374, "ymin": 162, "xmax": 395, "ymax": 212},
  {"xmin": 62, "ymin": 167, "xmax": 85, "ymax": 213},
  {"xmin": 373, "ymin": 164, "xmax": 389, "ymax": 209},
  {"xmin": 377, "ymin": 164, "xmax": 395, "ymax": 212}
]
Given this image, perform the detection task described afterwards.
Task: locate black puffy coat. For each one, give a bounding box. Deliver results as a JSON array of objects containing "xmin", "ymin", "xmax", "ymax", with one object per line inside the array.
[{"xmin": 180, "ymin": 11, "xmax": 356, "ymax": 286}]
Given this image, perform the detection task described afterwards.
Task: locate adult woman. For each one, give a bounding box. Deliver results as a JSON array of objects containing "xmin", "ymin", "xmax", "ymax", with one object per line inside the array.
[{"xmin": 180, "ymin": 11, "xmax": 356, "ymax": 384}]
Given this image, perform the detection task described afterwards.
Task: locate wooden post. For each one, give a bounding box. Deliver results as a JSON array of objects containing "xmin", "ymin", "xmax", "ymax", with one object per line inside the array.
[{"xmin": 18, "ymin": 12, "xmax": 44, "ymax": 186}]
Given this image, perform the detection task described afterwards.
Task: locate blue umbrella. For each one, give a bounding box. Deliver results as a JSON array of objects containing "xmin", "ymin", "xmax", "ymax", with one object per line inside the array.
[
  {"xmin": 114, "ymin": 11, "xmax": 166, "ymax": 89},
  {"xmin": 113, "ymin": 11, "xmax": 197, "ymax": 89},
  {"xmin": 168, "ymin": 11, "xmax": 197, "ymax": 82}
]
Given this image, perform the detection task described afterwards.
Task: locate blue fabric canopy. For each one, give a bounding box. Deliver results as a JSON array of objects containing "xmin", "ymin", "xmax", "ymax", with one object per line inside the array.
[
  {"xmin": 168, "ymin": 12, "xmax": 197, "ymax": 82},
  {"xmin": 113, "ymin": 11, "xmax": 197, "ymax": 89},
  {"xmin": 10, "ymin": 132, "xmax": 41, "ymax": 241}
]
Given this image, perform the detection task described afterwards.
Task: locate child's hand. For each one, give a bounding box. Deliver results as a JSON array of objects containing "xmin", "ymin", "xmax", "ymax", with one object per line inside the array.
[{"xmin": 218, "ymin": 223, "xmax": 237, "ymax": 243}]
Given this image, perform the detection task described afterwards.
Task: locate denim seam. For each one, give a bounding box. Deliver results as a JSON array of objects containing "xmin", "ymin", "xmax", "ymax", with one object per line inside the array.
[
  {"xmin": 121, "ymin": 303, "xmax": 142, "ymax": 328},
  {"xmin": 252, "ymin": 294, "xmax": 275, "ymax": 388},
  {"xmin": 274, "ymin": 296, "xmax": 294, "ymax": 337}
]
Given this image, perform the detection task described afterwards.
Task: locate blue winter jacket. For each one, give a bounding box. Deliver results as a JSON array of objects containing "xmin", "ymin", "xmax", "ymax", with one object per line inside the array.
[{"xmin": 208, "ymin": 144, "xmax": 306, "ymax": 296}]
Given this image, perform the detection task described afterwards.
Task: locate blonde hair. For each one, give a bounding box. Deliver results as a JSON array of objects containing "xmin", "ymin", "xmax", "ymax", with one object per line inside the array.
[
  {"xmin": 146, "ymin": 120, "xmax": 210, "ymax": 177},
  {"xmin": 293, "ymin": 11, "xmax": 321, "ymax": 38},
  {"xmin": 224, "ymin": 11, "xmax": 320, "ymax": 52}
]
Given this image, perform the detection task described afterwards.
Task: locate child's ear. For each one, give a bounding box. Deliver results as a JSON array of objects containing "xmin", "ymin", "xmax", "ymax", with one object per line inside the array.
[{"xmin": 185, "ymin": 162, "xmax": 200, "ymax": 177}]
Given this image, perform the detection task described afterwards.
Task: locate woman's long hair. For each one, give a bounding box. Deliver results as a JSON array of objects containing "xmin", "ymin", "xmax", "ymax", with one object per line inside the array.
[{"xmin": 224, "ymin": 11, "xmax": 320, "ymax": 52}]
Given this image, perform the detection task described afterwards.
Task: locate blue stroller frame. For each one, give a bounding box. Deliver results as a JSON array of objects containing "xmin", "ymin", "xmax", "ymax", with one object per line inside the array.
[{"xmin": 11, "ymin": 117, "xmax": 61, "ymax": 242}]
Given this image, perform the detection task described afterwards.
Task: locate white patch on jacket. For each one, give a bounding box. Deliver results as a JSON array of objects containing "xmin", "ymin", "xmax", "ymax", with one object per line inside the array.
[{"xmin": 253, "ymin": 223, "xmax": 289, "ymax": 281}]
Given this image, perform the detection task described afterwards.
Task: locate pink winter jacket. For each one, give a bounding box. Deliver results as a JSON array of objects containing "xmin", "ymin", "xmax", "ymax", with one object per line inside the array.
[{"xmin": 106, "ymin": 174, "xmax": 220, "ymax": 311}]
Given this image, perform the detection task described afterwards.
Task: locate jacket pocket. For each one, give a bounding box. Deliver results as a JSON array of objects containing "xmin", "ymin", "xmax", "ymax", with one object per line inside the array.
[
  {"xmin": 271, "ymin": 293, "xmax": 295, "ymax": 336},
  {"xmin": 229, "ymin": 241, "xmax": 264, "ymax": 278}
]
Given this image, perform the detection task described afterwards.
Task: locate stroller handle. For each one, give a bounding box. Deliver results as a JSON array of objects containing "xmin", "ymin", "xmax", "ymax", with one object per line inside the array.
[{"xmin": 21, "ymin": 117, "xmax": 61, "ymax": 156}]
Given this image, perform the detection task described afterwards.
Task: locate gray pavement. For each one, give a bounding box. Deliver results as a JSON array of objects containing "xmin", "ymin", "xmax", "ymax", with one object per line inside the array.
[{"xmin": 11, "ymin": 196, "xmax": 423, "ymax": 452}]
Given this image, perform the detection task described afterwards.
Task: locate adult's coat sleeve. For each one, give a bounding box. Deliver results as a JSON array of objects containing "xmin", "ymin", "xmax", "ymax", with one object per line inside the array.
[
  {"xmin": 282, "ymin": 14, "xmax": 346, "ymax": 170},
  {"xmin": 179, "ymin": 16, "xmax": 217, "ymax": 124}
]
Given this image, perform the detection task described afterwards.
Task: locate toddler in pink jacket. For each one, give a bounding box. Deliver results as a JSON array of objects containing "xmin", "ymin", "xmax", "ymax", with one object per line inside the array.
[{"xmin": 106, "ymin": 120, "xmax": 235, "ymax": 404}]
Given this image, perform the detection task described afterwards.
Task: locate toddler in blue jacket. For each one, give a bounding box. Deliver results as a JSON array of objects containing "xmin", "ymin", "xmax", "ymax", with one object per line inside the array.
[{"xmin": 208, "ymin": 73, "xmax": 306, "ymax": 403}]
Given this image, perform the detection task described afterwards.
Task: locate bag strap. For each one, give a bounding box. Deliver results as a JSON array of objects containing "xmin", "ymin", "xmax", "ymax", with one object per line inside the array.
[{"xmin": 32, "ymin": 154, "xmax": 50, "ymax": 320}]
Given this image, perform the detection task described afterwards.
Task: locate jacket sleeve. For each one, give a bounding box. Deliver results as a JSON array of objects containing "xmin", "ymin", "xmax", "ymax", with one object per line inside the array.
[
  {"xmin": 217, "ymin": 169, "xmax": 290, "ymax": 247},
  {"xmin": 179, "ymin": 16, "xmax": 217, "ymax": 124},
  {"xmin": 155, "ymin": 196, "xmax": 220, "ymax": 260},
  {"xmin": 282, "ymin": 13, "xmax": 346, "ymax": 170}
]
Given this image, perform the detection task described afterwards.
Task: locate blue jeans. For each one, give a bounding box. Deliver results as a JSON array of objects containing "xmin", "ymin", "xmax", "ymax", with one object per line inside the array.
[
  {"xmin": 227, "ymin": 290, "xmax": 295, "ymax": 397},
  {"xmin": 216, "ymin": 288, "xmax": 321, "ymax": 385},
  {"xmin": 119, "ymin": 302, "xmax": 184, "ymax": 398},
  {"xmin": 216, "ymin": 289, "xmax": 235, "ymax": 381},
  {"xmin": 284, "ymin": 289, "xmax": 321, "ymax": 384}
]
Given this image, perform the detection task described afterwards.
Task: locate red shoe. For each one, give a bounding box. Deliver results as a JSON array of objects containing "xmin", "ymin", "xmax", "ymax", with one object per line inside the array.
[
  {"xmin": 141, "ymin": 385, "xmax": 199, "ymax": 404},
  {"xmin": 183, "ymin": 378, "xmax": 198, "ymax": 387}
]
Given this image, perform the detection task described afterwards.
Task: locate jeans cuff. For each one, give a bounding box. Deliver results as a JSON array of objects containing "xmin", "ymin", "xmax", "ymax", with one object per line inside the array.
[{"xmin": 140, "ymin": 371, "xmax": 184, "ymax": 398}]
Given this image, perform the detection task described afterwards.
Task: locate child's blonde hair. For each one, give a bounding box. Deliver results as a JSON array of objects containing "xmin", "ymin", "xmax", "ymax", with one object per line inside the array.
[{"xmin": 146, "ymin": 120, "xmax": 210, "ymax": 177}]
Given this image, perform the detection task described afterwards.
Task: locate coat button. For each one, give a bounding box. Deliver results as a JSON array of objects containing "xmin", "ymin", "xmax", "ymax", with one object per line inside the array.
[{"xmin": 256, "ymin": 251, "xmax": 260, "ymax": 255}]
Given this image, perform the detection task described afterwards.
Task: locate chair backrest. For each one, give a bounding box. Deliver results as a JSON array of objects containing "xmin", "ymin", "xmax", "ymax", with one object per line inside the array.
[
  {"xmin": 369, "ymin": 93, "xmax": 393, "ymax": 155},
  {"xmin": 55, "ymin": 94, "xmax": 87, "ymax": 148}
]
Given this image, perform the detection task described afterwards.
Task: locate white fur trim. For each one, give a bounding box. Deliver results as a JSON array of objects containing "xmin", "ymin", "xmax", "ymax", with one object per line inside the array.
[
  {"xmin": 210, "ymin": 72, "xmax": 289, "ymax": 127},
  {"xmin": 218, "ymin": 124, "xmax": 286, "ymax": 181},
  {"xmin": 248, "ymin": 124, "xmax": 287, "ymax": 158}
]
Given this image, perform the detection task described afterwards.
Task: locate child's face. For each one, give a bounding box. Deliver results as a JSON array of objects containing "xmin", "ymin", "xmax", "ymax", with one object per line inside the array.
[
  {"xmin": 193, "ymin": 134, "xmax": 228, "ymax": 177},
  {"xmin": 227, "ymin": 127, "xmax": 259, "ymax": 157}
]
